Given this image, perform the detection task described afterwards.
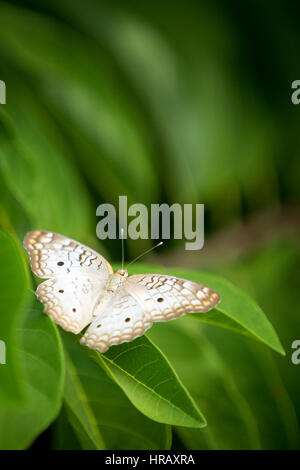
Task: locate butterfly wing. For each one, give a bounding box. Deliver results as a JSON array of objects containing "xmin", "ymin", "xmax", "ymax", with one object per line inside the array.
[
  {"xmin": 36, "ymin": 275, "xmax": 107, "ymax": 333},
  {"xmin": 80, "ymin": 289, "xmax": 152, "ymax": 353},
  {"xmin": 24, "ymin": 230, "xmax": 113, "ymax": 333},
  {"xmin": 126, "ymin": 274, "xmax": 221, "ymax": 321},
  {"xmin": 80, "ymin": 273, "xmax": 220, "ymax": 353},
  {"xmin": 24, "ymin": 230, "xmax": 113, "ymax": 279}
]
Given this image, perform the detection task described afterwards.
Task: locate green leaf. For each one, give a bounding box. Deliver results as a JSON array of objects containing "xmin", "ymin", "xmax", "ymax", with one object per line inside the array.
[
  {"xmin": 63, "ymin": 346, "xmax": 106, "ymax": 450},
  {"xmin": 126, "ymin": 263, "xmax": 285, "ymax": 356},
  {"xmin": 216, "ymin": 241, "xmax": 300, "ymax": 449},
  {"xmin": 0, "ymin": 231, "xmax": 28, "ymax": 405},
  {"xmin": 148, "ymin": 319, "xmax": 261, "ymax": 449},
  {"xmin": 186, "ymin": 318, "xmax": 297, "ymax": 450},
  {"xmin": 189, "ymin": 271, "xmax": 285, "ymax": 356},
  {"xmin": 62, "ymin": 332, "xmax": 171, "ymax": 450},
  {"xmin": 99, "ymin": 335, "xmax": 206, "ymax": 428},
  {"xmin": 0, "ymin": 295, "xmax": 65, "ymax": 449},
  {"xmin": 52, "ymin": 406, "xmax": 83, "ymax": 450}
]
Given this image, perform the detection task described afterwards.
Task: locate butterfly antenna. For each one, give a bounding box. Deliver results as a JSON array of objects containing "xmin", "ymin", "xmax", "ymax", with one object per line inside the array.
[
  {"xmin": 126, "ymin": 241, "xmax": 163, "ymax": 269},
  {"xmin": 121, "ymin": 228, "xmax": 125, "ymax": 271}
]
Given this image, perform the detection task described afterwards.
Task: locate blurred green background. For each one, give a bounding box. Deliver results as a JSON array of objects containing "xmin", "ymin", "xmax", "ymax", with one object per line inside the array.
[{"xmin": 0, "ymin": 0, "xmax": 299, "ymax": 449}]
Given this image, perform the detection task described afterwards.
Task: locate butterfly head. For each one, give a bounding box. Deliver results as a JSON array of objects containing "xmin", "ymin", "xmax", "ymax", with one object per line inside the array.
[{"xmin": 116, "ymin": 269, "xmax": 128, "ymax": 278}]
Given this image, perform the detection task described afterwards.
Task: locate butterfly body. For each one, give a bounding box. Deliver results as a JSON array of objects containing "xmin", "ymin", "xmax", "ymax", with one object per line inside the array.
[
  {"xmin": 106, "ymin": 270, "xmax": 128, "ymax": 292},
  {"xmin": 24, "ymin": 231, "xmax": 221, "ymax": 353}
]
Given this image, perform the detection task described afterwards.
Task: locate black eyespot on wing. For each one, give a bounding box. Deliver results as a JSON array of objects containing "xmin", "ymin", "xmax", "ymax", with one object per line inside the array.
[
  {"xmin": 72, "ymin": 308, "xmax": 76, "ymax": 312},
  {"xmin": 157, "ymin": 297, "xmax": 164, "ymax": 302},
  {"xmin": 125, "ymin": 317, "xmax": 131, "ymax": 323},
  {"xmin": 57, "ymin": 261, "xmax": 64, "ymax": 266},
  {"xmin": 97, "ymin": 324, "xmax": 102, "ymax": 328}
]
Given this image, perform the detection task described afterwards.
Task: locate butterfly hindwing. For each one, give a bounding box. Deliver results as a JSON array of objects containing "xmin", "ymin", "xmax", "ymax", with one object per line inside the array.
[
  {"xmin": 36, "ymin": 275, "xmax": 106, "ymax": 333},
  {"xmin": 80, "ymin": 273, "xmax": 220, "ymax": 354},
  {"xmin": 80, "ymin": 290, "xmax": 152, "ymax": 353}
]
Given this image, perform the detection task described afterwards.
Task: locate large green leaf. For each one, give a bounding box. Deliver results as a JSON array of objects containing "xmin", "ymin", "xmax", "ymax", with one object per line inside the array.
[
  {"xmin": 0, "ymin": 295, "xmax": 65, "ymax": 449},
  {"xmin": 99, "ymin": 335, "xmax": 206, "ymax": 428},
  {"xmin": 62, "ymin": 332, "xmax": 171, "ymax": 450},
  {"xmin": 193, "ymin": 319, "xmax": 298, "ymax": 449},
  {"xmin": 148, "ymin": 319, "xmax": 261, "ymax": 449},
  {"xmin": 63, "ymin": 346, "xmax": 106, "ymax": 450},
  {"xmin": 0, "ymin": 231, "xmax": 28, "ymax": 405},
  {"xmin": 125, "ymin": 263, "xmax": 285, "ymax": 355}
]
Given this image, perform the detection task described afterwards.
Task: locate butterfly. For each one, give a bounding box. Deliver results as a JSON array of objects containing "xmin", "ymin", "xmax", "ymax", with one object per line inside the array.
[{"xmin": 23, "ymin": 230, "xmax": 221, "ymax": 353}]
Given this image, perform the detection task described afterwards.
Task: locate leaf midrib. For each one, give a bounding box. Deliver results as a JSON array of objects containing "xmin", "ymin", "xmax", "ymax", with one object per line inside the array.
[{"xmin": 101, "ymin": 352, "xmax": 203, "ymax": 427}]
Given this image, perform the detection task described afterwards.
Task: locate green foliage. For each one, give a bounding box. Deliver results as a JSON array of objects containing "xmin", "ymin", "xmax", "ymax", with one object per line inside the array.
[
  {"xmin": 0, "ymin": 231, "xmax": 28, "ymax": 405},
  {"xmin": 0, "ymin": 234, "xmax": 64, "ymax": 448},
  {"xmin": 100, "ymin": 335, "xmax": 206, "ymax": 428},
  {"xmin": 0, "ymin": 232, "xmax": 288, "ymax": 449},
  {"xmin": 127, "ymin": 264, "xmax": 284, "ymax": 355},
  {"xmin": 62, "ymin": 332, "xmax": 171, "ymax": 449}
]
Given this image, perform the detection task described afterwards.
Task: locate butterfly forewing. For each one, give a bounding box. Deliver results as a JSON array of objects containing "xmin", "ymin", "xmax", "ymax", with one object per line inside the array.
[
  {"xmin": 23, "ymin": 230, "xmax": 113, "ymax": 279},
  {"xmin": 23, "ymin": 231, "xmax": 113, "ymax": 333}
]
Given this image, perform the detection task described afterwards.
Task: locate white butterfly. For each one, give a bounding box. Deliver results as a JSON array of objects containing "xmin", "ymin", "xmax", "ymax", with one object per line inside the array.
[{"xmin": 23, "ymin": 231, "xmax": 221, "ymax": 353}]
